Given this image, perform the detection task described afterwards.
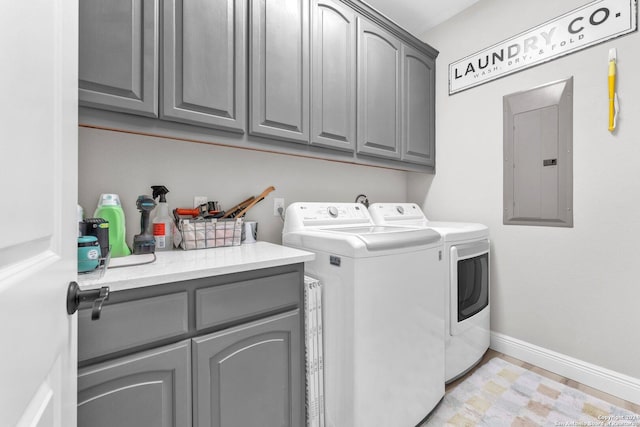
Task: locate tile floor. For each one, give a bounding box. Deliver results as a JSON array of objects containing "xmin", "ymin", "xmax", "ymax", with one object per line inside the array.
[{"xmin": 443, "ymin": 349, "xmax": 640, "ymax": 414}]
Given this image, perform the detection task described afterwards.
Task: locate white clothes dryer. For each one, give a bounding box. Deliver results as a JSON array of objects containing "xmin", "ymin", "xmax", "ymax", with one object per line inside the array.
[
  {"xmin": 283, "ymin": 202, "xmax": 445, "ymax": 427},
  {"xmin": 369, "ymin": 203, "xmax": 490, "ymax": 383}
]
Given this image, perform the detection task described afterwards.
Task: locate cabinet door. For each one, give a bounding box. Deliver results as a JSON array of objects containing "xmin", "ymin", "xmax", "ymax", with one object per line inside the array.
[
  {"xmin": 249, "ymin": 0, "xmax": 310, "ymax": 143},
  {"xmin": 162, "ymin": 0, "xmax": 246, "ymax": 132},
  {"xmin": 79, "ymin": 0, "xmax": 159, "ymax": 117},
  {"xmin": 402, "ymin": 44, "xmax": 435, "ymax": 167},
  {"xmin": 78, "ymin": 340, "xmax": 191, "ymax": 427},
  {"xmin": 311, "ymin": 0, "xmax": 356, "ymax": 151},
  {"xmin": 357, "ymin": 18, "xmax": 402, "ymax": 160},
  {"xmin": 193, "ymin": 310, "xmax": 303, "ymax": 427}
]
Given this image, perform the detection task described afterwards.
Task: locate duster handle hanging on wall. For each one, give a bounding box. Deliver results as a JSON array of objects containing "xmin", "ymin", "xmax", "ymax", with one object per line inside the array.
[{"xmin": 608, "ymin": 48, "xmax": 619, "ymax": 132}]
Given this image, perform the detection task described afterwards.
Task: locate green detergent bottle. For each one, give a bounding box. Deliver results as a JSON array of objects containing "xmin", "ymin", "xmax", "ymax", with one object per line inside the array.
[{"xmin": 94, "ymin": 193, "xmax": 131, "ymax": 257}]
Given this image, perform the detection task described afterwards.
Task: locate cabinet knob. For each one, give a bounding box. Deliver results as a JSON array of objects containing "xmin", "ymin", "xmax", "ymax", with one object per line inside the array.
[{"xmin": 66, "ymin": 281, "xmax": 110, "ymax": 320}]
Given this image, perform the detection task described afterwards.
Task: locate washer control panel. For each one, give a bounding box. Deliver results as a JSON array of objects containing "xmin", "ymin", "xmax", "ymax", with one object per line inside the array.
[
  {"xmin": 301, "ymin": 204, "xmax": 369, "ymax": 221},
  {"xmin": 284, "ymin": 202, "xmax": 374, "ymax": 231},
  {"xmin": 368, "ymin": 203, "xmax": 428, "ymax": 226}
]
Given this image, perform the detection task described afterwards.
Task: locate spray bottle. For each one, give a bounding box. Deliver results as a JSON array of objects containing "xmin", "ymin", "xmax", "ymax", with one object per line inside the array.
[{"xmin": 151, "ymin": 185, "xmax": 173, "ymax": 251}]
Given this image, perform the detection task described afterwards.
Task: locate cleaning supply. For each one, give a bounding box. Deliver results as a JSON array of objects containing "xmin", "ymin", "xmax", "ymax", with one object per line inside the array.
[
  {"xmin": 133, "ymin": 194, "xmax": 156, "ymax": 255},
  {"xmin": 151, "ymin": 185, "xmax": 173, "ymax": 251},
  {"xmin": 77, "ymin": 236, "xmax": 101, "ymax": 273},
  {"xmin": 608, "ymin": 48, "xmax": 619, "ymax": 132},
  {"xmin": 94, "ymin": 194, "xmax": 131, "ymax": 258},
  {"xmin": 84, "ymin": 218, "xmax": 110, "ymax": 258}
]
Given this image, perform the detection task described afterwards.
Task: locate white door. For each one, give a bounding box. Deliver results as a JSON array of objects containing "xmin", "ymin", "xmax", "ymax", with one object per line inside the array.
[{"xmin": 0, "ymin": 0, "xmax": 78, "ymax": 426}]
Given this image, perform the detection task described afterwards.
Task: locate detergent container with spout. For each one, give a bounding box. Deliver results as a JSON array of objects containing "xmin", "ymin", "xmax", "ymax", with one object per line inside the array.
[{"xmin": 94, "ymin": 193, "xmax": 131, "ymax": 257}]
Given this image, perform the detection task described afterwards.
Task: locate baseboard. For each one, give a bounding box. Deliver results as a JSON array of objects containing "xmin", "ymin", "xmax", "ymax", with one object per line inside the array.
[{"xmin": 490, "ymin": 332, "xmax": 640, "ymax": 405}]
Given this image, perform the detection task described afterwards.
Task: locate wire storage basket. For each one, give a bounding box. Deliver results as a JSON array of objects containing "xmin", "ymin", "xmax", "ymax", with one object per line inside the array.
[{"xmin": 177, "ymin": 217, "xmax": 243, "ymax": 250}]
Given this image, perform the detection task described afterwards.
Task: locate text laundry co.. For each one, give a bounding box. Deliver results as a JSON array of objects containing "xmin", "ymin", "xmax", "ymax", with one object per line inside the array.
[{"xmin": 449, "ymin": 0, "xmax": 637, "ymax": 94}]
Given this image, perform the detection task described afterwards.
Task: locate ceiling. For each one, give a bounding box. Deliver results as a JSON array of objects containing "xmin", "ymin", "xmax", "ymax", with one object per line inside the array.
[{"xmin": 363, "ymin": 0, "xmax": 479, "ymax": 38}]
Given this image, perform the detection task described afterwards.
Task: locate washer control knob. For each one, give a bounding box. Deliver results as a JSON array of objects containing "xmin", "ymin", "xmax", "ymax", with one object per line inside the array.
[
  {"xmin": 328, "ymin": 206, "xmax": 339, "ymax": 218},
  {"xmin": 396, "ymin": 206, "xmax": 405, "ymax": 215}
]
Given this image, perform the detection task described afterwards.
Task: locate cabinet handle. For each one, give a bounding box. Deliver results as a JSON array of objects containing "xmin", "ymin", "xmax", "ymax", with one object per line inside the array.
[{"xmin": 66, "ymin": 281, "xmax": 110, "ymax": 320}]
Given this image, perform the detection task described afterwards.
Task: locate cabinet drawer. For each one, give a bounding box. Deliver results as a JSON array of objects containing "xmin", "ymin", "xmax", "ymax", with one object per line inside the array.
[
  {"xmin": 195, "ymin": 272, "xmax": 299, "ymax": 330},
  {"xmin": 79, "ymin": 292, "xmax": 189, "ymax": 362}
]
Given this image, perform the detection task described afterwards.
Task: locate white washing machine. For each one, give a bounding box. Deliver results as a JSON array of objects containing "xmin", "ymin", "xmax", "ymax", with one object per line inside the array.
[
  {"xmin": 369, "ymin": 203, "xmax": 490, "ymax": 383},
  {"xmin": 283, "ymin": 202, "xmax": 444, "ymax": 427}
]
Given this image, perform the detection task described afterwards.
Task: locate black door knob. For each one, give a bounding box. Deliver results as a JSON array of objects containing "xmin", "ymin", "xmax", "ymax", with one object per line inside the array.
[{"xmin": 66, "ymin": 281, "xmax": 110, "ymax": 320}]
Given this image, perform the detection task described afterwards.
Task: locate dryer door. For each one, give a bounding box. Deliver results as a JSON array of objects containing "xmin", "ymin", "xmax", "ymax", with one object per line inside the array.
[{"xmin": 450, "ymin": 240, "xmax": 489, "ymax": 336}]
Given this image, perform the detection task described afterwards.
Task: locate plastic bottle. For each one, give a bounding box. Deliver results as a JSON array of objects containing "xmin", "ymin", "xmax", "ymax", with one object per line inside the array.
[
  {"xmin": 94, "ymin": 193, "xmax": 131, "ymax": 257},
  {"xmin": 151, "ymin": 186, "xmax": 173, "ymax": 251}
]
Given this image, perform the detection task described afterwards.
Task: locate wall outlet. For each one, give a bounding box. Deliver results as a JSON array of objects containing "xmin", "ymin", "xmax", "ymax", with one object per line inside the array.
[
  {"xmin": 194, "ymin": 196, "xmax": 208, "ymax": 208},
  {"xmin": 273, "ymin": 198, "xmax": 285, "ymax": 216}
]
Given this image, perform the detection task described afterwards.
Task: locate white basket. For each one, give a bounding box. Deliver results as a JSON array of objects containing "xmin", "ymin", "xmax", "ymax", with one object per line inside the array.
[{"xmin": 177, "ymin": 217, "xmax": 243, "ymax": 250}]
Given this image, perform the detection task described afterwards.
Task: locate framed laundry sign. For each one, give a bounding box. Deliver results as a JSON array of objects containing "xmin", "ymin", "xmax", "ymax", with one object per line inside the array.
[{"xmin": 449, "ymin": 0, "xmax": 637, "ymax": 94}]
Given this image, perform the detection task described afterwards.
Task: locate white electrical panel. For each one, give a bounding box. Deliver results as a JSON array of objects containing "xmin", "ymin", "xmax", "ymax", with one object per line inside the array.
[{"xmin": 503, "ymin": 77, "xmax": 574, "ymax": 227}]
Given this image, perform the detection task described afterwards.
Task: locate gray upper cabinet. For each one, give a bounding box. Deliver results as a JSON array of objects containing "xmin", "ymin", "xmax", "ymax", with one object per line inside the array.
[
  {"xmin": 78, "ymin": 340, "xmax": 191, "ymax": 427},
  {"xmin": 162, "ymin": 0, "xmax": 246, "ymax": 132},
  {"xmin": 193, "ymin": 310, "xmax": 303, "ymax": 427},
  {"xmin": 79, "ymin": 0, "xmax": 159, "ymax": 117},
  {"xmin": 79, "ymin": 0, "xmax": 439, "ymax": 171},
  {"xmin": 402, "ymin": 44, "xmax": 435, "ymax": 166},
  {"xmin": 249, "ymin": 0, "xmax": 310, "ymax": 143},
  {"xmin": 357, "ymin": 18, "xmax": 402, "ymax": 160},
  {"xmin": 311, "ymin": 0, "xmax": 357, "ymax": 152}
]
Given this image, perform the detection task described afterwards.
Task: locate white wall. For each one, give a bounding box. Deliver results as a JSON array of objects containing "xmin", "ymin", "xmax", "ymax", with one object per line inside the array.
[
  {"xmin": 78, "ymin": 127, "xmax": 408, "ymax": 245},
  {"xmin": 409, "ymin": 0, "xmax": 640, "ymax": 378}
]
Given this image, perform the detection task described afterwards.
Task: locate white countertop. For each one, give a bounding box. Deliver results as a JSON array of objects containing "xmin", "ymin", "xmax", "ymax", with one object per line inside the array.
[{"xmin": 77, "ymin": 241, "xmax": 315, "ymax": 292}]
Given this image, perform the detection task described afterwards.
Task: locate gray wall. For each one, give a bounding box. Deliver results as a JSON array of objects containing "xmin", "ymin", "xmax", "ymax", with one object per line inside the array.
[
  {"xmin": 409, "ymin": 0, "xmax": 640, "ymax": 378},
  {"xmin": 78, "ymin": 127, "xmax": 407, "ymax": 245}
]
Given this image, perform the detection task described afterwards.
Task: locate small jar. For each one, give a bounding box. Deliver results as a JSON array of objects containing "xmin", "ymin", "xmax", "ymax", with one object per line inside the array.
[{"xmin": 78, "ymin": 236, "xmax": 101, "ymax": 273}]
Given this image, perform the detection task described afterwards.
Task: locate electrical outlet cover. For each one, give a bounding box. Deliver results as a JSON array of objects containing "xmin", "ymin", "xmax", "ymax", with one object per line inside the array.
[
  {"xmin": 273, "ymin": 198, "xmax": 285, "ymax": 216},
  {"xmin": 194, "ymin": 196, "xmax": 208, "ymax": 208}
]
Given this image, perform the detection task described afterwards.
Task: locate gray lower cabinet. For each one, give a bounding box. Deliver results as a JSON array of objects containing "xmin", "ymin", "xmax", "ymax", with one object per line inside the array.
[
  {"xmin": 311, "ymin": 0, "xmax": 357, "ymax": 152},
  {"xmin": 79, "ymin": 0, "xmax": 159, "ymax": 117},
  {"xmin": 402, "ymin": 44, "xmax": 435, "ymax": 167},
  {"xmin": 77, "ymin": 264, "xmax": 305, "ymax": 427},
  {"xmin": 162, "ymin": 0, "xmax": 246, "ymax": 132},
  {"xmin": 78, "ymin": 340, "xmax": 191, "ymax": 427},
  {"xmin": 193, "ymin": 310, "xmax": 303, "ymax": 427},
  {"xmin": 249, "ymin": 0, "xmax": 310, "ymax": 143},
  {"xmin": 356, "ymin": 17, "xmax": 402, "ymax": 160}
]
